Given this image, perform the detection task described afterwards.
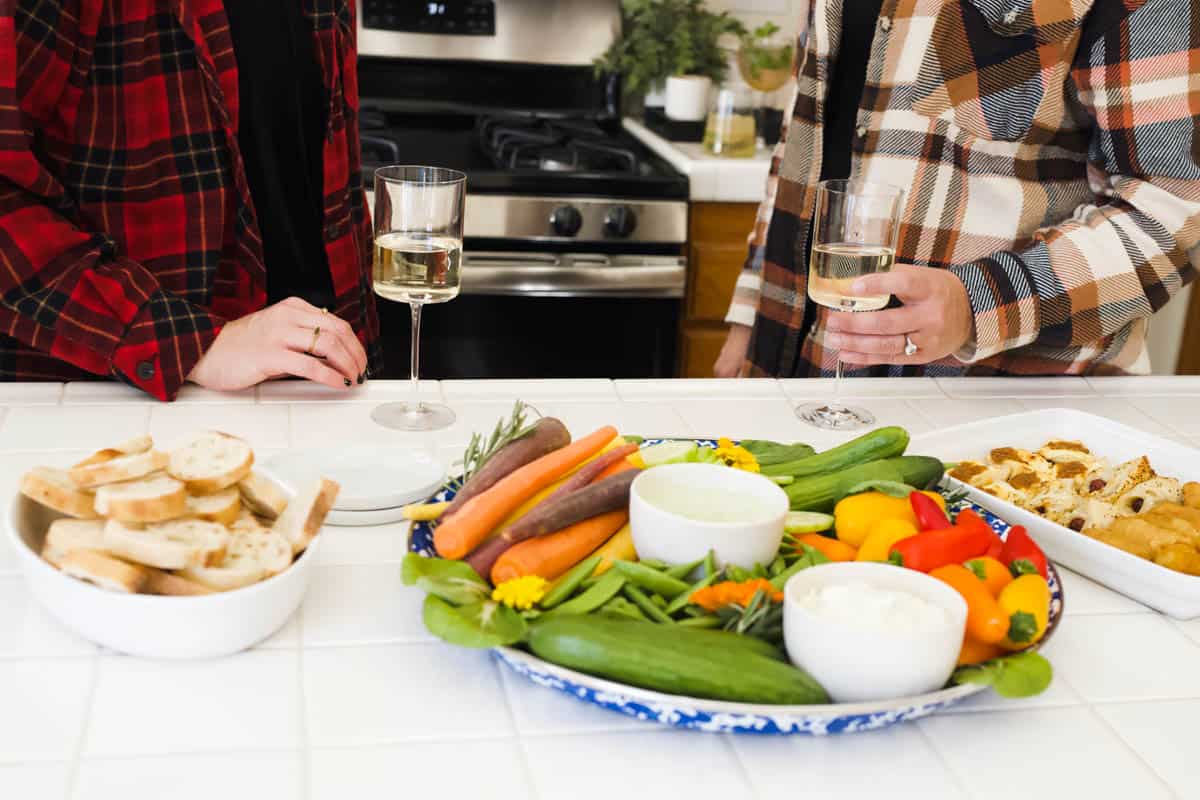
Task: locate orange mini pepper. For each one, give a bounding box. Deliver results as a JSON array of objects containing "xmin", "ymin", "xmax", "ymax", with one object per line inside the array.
[{"xmin": 793, "ymin": 533, "xmax": 858, "ymax": 562}]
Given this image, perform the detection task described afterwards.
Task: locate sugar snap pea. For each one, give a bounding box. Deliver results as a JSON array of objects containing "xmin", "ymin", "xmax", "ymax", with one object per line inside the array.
[
  {"xmin": 768, "ymin": 556, "xmax": 787, "ymax": 578},
  {"xmin": 676, "ymin": 615, "xmax": 721, "ymax": 628},
  {"xmin": 622, "ymin": 584, "xmax": 675, "ymax": 623},
  {"xmin": 599, "ymin": 596, "xmax": 646, "ymax": 621},
  {"xmin": 726, "ymin": 564, "xmax": 751, "ymax": 583},
  {"xmin": 702, "ymin": 550, "xmax": 717, "ymax": 579},
  {"xmin": 639, "ymin": 559, "xmax": 670, "ymax": 571},
  {"xmin": 664, "ymin": 557, "xmax": 704, "ymax": 580},
  {"xmin": 664, "ymin": 572, "xmax": 718, "ymax": 616},
  {"xmin": 612, "ymin": 561, "xmax": 692, "ymax": 599},
  {"xmin": 540, "ymin": 556, "xmax": 601, "ymax": 609},
  {"xmin": 550, "ymin": 572, "xmax": 626, "ymax": 615}
]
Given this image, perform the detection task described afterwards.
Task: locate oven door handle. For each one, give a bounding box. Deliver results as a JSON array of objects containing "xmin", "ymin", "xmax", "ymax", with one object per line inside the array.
[{"xmin": 461, "ymin": 260, "xmax": 686, "ymax": 299}]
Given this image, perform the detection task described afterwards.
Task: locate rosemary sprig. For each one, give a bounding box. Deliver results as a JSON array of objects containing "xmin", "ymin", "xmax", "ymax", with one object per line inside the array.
[{"xmin": 449, "ymin": 400, "xmax": 538, "ymax": 490}]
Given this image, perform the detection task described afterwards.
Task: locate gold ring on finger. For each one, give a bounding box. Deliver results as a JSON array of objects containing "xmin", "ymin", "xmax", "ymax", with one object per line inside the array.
[{"xmin": 307, "ymin": 325, "xmax": 322, "ymax": 356}]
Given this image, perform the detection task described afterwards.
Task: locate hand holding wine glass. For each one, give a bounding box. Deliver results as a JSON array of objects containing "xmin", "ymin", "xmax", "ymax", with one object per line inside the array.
[{"xmin": 796, "ymin": 179, "xmax": 905, "ymax": 431}]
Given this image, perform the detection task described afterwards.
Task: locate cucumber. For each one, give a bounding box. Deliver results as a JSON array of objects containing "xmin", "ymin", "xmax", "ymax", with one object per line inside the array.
[
  {"xmin": 637, "ymin": 440, "xmax": 697, "ymax": 467},
  {"xmin": 528, "ymin": 615, "xmax": 826, "ymax": 704},
  {"xmin": 785, "ymin": 456, "xmax": 944, "ymax": 512},
  {"xmin": 761, "ymin": 426, "xmax": 910, "ymax": 478},
  {"xmin": 784, "ymin": 511, "xmax": 835, "ymax": 534}
]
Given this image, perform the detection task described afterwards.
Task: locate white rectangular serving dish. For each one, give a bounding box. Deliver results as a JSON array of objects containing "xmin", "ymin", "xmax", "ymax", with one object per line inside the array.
[{"xmin": 912, "ymin": 408, "xmax": 1200, "ymax": 619}]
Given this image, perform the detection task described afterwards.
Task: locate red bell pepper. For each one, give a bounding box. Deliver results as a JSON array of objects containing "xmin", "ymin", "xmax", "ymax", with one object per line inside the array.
[
  {"xmin": 956, "ymin": 507, "xmax": 1005, "ymax": 559},
  {"xmin": 889, "ymin": 522, "xmax": 996, "ymax": 573},
  {"xmin": 909, "ymin": 491, "xmax": 951, "ymax": 531},
  {"xmin": 1000, "ymin": 525, "xmax": 1049, "ymax": 579}
]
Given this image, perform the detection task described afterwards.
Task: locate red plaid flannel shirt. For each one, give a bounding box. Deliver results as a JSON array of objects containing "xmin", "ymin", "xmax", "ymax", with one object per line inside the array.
[{"xmin": 0, "ymin": 0, "xmax": 379, "ymax": 399}]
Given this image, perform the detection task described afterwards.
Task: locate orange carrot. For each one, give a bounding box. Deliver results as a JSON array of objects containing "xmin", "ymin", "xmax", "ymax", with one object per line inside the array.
[
  {"xmin": 490, "ymin": 510, "xmax": 628, "ymax": 584},
  {"xmin": 434, "ymin": 426, "xmax": 618, "ymax": 559},
  {"xmin": 596, "ymin": 457, "xmax": 639, "ymax": 482},
  {"xmin": 794, "ymin": 534, "xmax": 857, "ymax": 562},
  {"xmin": 489, "ymin": 435, "xmax": 624, "ymax": 533}
]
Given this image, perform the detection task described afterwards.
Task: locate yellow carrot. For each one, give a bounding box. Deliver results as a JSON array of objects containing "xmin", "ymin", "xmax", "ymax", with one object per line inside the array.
[
  {"xmin": 402, "ymin": 501, "xmax": 450, "ymax": 522},
  {"xmin": 434, "ymin": 426, "xmax": 617, "ymax": 560},
  {"xmin": 592, "ymin": 523, "xmax": 636, "ymax": 575},
  {"xmin": 491, "ymin": 510, "xmax": 628, "ymax": 584}
]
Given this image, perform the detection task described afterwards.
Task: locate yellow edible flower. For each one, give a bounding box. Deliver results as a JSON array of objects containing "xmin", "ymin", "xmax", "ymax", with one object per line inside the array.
[
  {"xmin": 491, "ymin": 575, "xmax": 548, "ymax": 610},
  {"xmin": 715, "ymin": 438, "xmax": 760, "ymax": 473}
]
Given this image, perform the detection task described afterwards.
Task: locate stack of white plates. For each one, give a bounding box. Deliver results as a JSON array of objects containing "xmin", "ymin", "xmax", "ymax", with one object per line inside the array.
[{"xmin": 259, "ymin": 445, "xmax": 445, "ymax": 526}]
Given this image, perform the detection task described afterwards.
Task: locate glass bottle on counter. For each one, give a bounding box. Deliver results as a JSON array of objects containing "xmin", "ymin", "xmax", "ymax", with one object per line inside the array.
[{"xmin": 703, "ymin": 84, "xmax": 757, "ymax": 158}]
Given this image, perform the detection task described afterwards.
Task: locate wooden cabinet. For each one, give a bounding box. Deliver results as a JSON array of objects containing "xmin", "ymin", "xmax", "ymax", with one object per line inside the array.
[
  {"xmin": 1178, "ymin": 286, "xmax": 1200, "ymax": 374},
  {"xmin": 680, "ymin": 202, "xmax": 758, "ymax": 377}
]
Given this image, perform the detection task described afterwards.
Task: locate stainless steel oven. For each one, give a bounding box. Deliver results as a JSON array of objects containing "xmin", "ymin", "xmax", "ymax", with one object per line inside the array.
[{"xmin": 357, "ymin": 0, "xmax": 690, "ymax": 380}]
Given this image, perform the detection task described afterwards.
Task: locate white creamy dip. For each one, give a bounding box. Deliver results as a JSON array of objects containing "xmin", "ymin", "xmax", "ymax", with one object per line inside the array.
[{"xmin": 797, "ymin": 581, "xmax": 950, "ymax": 634}]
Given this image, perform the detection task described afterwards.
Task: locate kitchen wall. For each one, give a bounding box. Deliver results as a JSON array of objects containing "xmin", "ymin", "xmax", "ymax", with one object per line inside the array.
[{"xmin": 709, "ymin": 0, "xmax": 804, "ymax": 36}]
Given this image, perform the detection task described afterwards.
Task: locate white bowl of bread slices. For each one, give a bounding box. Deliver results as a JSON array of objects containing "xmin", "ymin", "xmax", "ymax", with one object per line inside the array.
[{"xmin": 7, "ymin": 431, "xmax": 338, "ymax": 659}]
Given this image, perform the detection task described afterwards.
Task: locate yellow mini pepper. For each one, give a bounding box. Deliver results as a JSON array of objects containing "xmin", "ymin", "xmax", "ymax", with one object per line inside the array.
[
  {"xmin": 998, "ymin": 574, "xmax": 1051, "ymax": 650},
  {"xmin": 834, "ymin": 491, "xmax": 945, "ymax": 547},
  {"xmin": 856, "ymin": 518, "xmax": 919, "ymax": 561}
]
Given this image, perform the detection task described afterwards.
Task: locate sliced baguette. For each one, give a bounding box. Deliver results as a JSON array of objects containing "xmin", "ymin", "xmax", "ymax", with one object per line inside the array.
[
  {"xmin": 168, "ymin": 431, "xmax": 254, "ymax": 494},
  {"xmin": 41, "ymin": 518, "xmax": 107, "ymax": 568},
  {"xmin": 59, "ymin": 550, "xmax": 149, "ymax": 594},
  {"xmin": 103, "ymin": 518, "xmax": 229, "ymax": 570},
  {"xmin": 185, "ymin": 487, "xmax": 241, "ymax": 526},
  {"xmin": 94, "ymin": 475, "xmax": 187, "ymax": 523},
  {"xmin": 20, "ymin": 467, "xmax": 99, "ymax": 519},
  {"xmin": 238, "ymin": 471, "xmax": 289, "ymax": 519},
  {"xmin": 180, "ymin": 529, "xmax": 293, "ymax": 591},
  {"xmin": 271, "ymin": 477, "xmax": 339, "ymax": 554},
  {"xmin": 69, "ymin": 449, "xmax": 169, "ymax": 489},
  {"xmin": 72, "ymin": 435, "xmax": 154, "ymax": 469},
  {"xmin": 142, "ymin": 569, "xmax": 215, "ymax": 596}
]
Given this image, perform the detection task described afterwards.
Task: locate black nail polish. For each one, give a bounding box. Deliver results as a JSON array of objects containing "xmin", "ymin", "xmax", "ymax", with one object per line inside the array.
[
  {"xmin": 357, "ymin": 372, "xmax": 365, "ymax": 385},
  {"xmin": 344, "ymin": 378, "xmax": 352, "ymax": 387}
]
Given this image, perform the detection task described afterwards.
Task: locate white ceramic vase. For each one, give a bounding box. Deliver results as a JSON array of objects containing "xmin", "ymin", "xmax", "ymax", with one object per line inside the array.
[{"xmin": 664, "ymin": 75, "xmax": 711, "ymax": 121}]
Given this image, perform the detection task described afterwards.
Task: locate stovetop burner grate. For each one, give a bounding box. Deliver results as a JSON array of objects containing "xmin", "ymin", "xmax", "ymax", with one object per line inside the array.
[{"xmin": 477, "ymin": 116, "xmax": 641, "ymax": 175}]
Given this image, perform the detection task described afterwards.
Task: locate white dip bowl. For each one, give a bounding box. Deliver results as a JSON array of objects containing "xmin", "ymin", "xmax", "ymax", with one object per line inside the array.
[
  {"xmin": 5, "ymin": 491, "xmax": 317, "ymax": 659},
  {"xmin": 629, "ymin": 463, "xmax": 788, "ymax": 569},
  {"xmin": 783, "ymin": 562, "xmax": 967, "ymax": 703}
]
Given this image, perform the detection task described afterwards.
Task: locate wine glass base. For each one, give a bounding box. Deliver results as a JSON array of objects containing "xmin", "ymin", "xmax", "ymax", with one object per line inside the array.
[
  {"xmin": 371, "ymin": 401, "xmax": 456, "ymax": 432},
  {"xmin": 796, "ymin": 402, "xmax": 876, "ymax": 431}
]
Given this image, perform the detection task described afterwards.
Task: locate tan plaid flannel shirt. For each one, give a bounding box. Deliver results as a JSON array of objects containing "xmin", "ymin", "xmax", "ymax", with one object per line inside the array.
[{"xmin": 728, "ymin": 0, "xmax": 1200, "ymax": 377}]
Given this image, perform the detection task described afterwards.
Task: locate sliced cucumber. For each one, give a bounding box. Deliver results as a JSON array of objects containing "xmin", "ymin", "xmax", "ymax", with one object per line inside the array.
[
  {"xmin": 638, "ymin": 440, "xmax": 698, "ymax": 467},
  {"xmin": 784, "ymin": 511, "xmax": 835, "ymax": 534}
]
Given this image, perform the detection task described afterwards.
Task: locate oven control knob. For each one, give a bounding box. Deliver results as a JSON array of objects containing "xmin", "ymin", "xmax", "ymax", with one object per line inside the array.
[
  {"xmin": 549, "ymin": 205, "xmax": 583, "ymax": 237},
  {"xmin": 604, "ymin": 205, "xmax": 637, "ymax": 238}
]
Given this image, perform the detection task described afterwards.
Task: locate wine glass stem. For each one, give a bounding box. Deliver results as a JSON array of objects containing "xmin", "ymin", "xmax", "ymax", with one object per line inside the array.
[
  {"xmin": 409, "ymin": 300, "xmax": 424, "ymax": 413},
  {"xmin": 834, "ymin": 357, "xmax": 845, "ymax": 406}
]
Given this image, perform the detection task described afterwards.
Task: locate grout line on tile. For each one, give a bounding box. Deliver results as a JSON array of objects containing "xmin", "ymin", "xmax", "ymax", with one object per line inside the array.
[
  {"xmin": 915, "ymin": 718, "xmax": 976, "ymax": 800},
  {"xmin": 64, "ymin": 652, "xmax": 101, "ymax": 799},
  {"xmin": 720, "ymin": 733, "xmax": 763, "ymax": 800},
  {"xmin": 1084, "ymin": 701, "xmax": 1181, "ymax": 800},
  {"xmin": 495, "ymin": 659, "xmax": 542, "ymax": 800}
]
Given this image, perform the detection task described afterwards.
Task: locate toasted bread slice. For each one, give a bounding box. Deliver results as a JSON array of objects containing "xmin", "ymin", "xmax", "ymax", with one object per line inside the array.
[
  {"xmin": 41, "ymin": 518, "xmax": 108, "ymax": 568},
  {"xmin": 185, "ymin": 487, "xmax": 241, "ymax": 526},
  {"xmin": 142, "ymin": 569, "xmax": 215, "ymax": 596},
  {"xmin": 59, "ymin": 550, "xmax": 149, "ymax": 594},
  {"xmin": 72, "ymin": 436, "xmax": 155, "ymax": 469},
  {"xmin": 271, "ymin": 477, "xmax": 338, "ymax": 554},
  {"xmin": 168, "ymin": 431, "xmax": 254, "ymax": 494},
  {"xmin": 103, "ymin": 518, "xmax": 229, "ymax": 570},
  {"xmin": 238, "ymin": 472, "xmax": 289, "ymax": 519},
  {"xmin": 20, "ymin": 467, "xmax": 99, "ymax": 519},
  {"xmin": 180, "ymin": 529, "xmax": 293, "ymax": 591},
  {"xmin": 68, "ymin": 449, "xmax": 169, "ymax": 489},
  {"xmin": 94, "ymin": 474, "xmax": 187, "ymax": 523}
]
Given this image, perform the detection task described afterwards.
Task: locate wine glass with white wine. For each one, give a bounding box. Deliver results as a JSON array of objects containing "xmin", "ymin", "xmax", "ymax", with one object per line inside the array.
[
  {"xmin": 371, "ymin": 166, "xmax": 466, "ymax": 431},
  {"xmin": 796, "ymin": 179, "xmax": 906, "ymax": 431}
]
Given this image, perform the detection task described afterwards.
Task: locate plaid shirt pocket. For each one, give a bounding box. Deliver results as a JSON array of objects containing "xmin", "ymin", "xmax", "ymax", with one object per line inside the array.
[{"xmin": 912, "ymin": 0, "xmax": 1094, "ymax": 143}]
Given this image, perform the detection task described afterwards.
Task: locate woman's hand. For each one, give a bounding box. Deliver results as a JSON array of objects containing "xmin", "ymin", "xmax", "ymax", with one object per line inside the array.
[
  {"xmin": 714, "ymin": 324, "xmax": 752, "ymax": 378},
  {"xmin": 188, "ymin": 297, "xmax": 368, "ymax": 391},
  {"xmin": 823, "ymin": 264, "xmax": 974, "ymax": 365}
]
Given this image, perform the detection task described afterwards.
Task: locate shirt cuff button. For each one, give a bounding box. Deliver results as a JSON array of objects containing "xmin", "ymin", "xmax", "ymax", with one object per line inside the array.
[{"xmin": 136, "ymin": 361, "xmax": 156, "ymax": 381}]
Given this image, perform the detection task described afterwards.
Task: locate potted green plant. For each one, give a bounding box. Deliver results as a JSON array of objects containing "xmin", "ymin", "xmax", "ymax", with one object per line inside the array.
[{"xmin": 596, "ymin": 0, "xmax": 746, "ymax": 120}]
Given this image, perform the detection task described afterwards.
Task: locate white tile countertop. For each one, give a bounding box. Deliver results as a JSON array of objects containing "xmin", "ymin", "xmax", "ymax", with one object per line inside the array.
[
  {"xmin": 623, "ymin": 118, "xmax": 772, "ymax": 203},
  {"xmin": 3, "ymin": 377, "xmax": 1200, "ymax": 799}
]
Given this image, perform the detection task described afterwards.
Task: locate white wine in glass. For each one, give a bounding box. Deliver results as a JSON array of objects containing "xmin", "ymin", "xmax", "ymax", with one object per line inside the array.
[
  {"xmin": 371, "ymin": 166, "xmax": 466, "ymax": 432},
  {"xmin": 796, "ymin": 179, "xmax": 906, "ymax": 431}
]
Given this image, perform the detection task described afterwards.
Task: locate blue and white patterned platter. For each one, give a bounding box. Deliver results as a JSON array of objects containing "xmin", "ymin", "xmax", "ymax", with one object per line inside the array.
[{"xmin": 409, "ymin": 438, "xmax": 1065, "ymax": 735}]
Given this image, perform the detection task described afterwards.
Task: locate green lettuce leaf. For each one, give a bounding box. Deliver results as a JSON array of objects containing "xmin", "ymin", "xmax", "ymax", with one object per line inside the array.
[{"xmin": 952, "ymin": 652, "xmax": 1053, "ymax": 698}]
